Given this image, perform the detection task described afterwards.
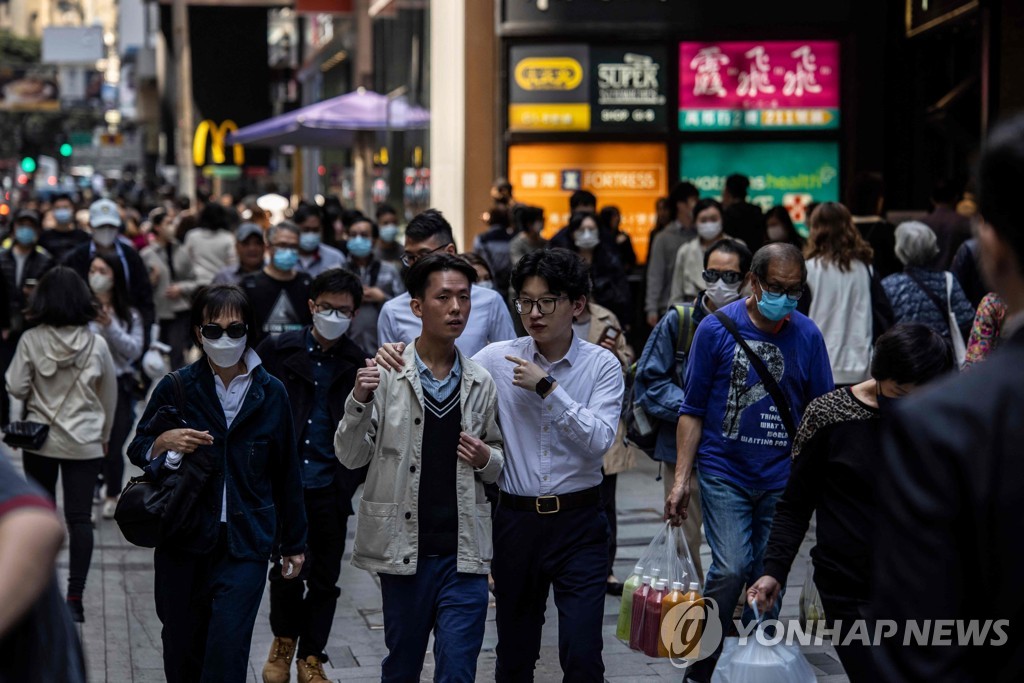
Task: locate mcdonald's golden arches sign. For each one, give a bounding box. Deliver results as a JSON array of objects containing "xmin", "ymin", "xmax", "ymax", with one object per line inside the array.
[{"xmin": 193, "ymin": 120, "xmax": 244, "ymax": 167}]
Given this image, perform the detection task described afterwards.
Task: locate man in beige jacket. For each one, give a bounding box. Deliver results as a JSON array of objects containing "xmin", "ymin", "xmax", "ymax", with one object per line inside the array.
[{"xmin": 335, "ymin": 253, "xmax": 503, "ymax": 682}]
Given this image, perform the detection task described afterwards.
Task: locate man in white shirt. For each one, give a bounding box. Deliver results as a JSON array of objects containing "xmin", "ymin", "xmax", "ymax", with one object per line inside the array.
[
  {"xmin": 376, "ymin": 247, "xmax": 623, "ymax": 680},
  {"xmin": 377, "ymin": 209, "xmax": 515, "ymax": 356}
]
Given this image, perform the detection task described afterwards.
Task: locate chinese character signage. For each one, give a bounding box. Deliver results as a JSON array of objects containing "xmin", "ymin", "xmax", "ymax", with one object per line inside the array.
[
  {"xmin": 509, "ymin": 143, "xmax": 668, "ymax": 263},
  {"xmin": 679, "ymin": 41, "xmax": 840, "ymax": 131},
  {"xmin": 509, "ymin": 45, "xmax": 667, "ymax": 133},
  {"xmin": 679, "ymin": 141, "xmax": 839, "ymax": 233}
]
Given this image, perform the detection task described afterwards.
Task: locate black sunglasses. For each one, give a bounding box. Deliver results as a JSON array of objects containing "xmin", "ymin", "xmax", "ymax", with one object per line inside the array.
[
  {"xmin": 200, "ymin": 322, "xmax": 248, "ymax": 340},
  {"xmin": 702, "ymin": 269, "xmax": 745, "ymax": 286}
]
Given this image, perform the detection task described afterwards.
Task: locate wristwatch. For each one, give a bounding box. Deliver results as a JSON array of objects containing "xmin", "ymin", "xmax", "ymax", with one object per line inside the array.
[{"xmin": 536, "ymin": 375, "xmax": 556, "ymax": 398}]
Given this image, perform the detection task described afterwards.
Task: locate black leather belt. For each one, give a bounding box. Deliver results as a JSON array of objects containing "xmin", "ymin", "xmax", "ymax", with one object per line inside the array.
[{"xmin": 499, "ymin": 486, "xmax": 601, "ymax": 514}]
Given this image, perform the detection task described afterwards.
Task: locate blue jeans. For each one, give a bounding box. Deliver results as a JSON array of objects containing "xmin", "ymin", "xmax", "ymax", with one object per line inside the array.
[
  {"xmin": 685, "ymin": 470, "xmax": 785, "ymax": 682},
  {"xmin": 154, "ymin": 528, "xmax": 267, "ymax": 683},
  {"xmin": 378, "ymin": 554, "xmax": 488, "ymax": 683}
]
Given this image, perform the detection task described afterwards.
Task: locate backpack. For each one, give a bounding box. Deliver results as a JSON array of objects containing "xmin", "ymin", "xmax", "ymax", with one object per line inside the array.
[{"xmin": 624, "ymin": 304, "xmax": 698, "ymax": 457}]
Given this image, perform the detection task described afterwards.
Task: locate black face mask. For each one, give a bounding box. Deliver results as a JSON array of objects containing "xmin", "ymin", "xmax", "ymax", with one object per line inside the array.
[{"xmin": 876, "ymin": 385, "xmax": 899, "ymax": 413}]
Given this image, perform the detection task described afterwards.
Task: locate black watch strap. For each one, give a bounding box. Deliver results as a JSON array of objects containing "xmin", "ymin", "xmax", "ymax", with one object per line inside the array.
[{"xmin": 536, "ymin": 375, "xmax": 556, "ymax": 397}]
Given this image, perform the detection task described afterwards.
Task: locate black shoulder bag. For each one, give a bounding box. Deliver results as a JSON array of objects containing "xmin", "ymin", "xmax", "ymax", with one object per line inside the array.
[
  {"xmin": 115, "ymin": 370, "xmax": 193, "ymax": 548},
  {"xmin": 713, "ymin": 311, "xmax": 797, "ymax": 440}
]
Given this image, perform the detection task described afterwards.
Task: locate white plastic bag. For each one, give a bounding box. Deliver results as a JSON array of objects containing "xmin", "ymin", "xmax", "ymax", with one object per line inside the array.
[{"xmin": 712, "ymin": 603, "xmax": 816, "ymax": 683}]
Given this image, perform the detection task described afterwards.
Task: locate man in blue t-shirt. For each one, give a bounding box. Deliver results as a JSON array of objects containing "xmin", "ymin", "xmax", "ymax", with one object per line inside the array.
[{"xmin": 665, "ymin": 242, "xmax": 833, "ymax": 682}]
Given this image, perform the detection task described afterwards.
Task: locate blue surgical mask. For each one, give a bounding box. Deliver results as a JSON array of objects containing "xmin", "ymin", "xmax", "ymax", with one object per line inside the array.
[
  {"xmin": 272, "ymin": 247, "xmax": 299, "ymax": 272},
  {"xmin": 14, "ymin": 226, "xmax": 36, "ymax": 246},
  {"xmin": 299, "ymin": 232, "xmax": 321, "ymax": 252},
  {"xmin": 54, "ymin": 208, "xmax": 73, "ymax": 224},
  {"xmin": 379, "ymin": 224, "xmax": 399, "ymax": 243},
  {"xmin": 347, "ymin": 236, "xmax": 373, "ymax": 258},
  {"xmin": 756, "ymin": 290, "xmax": 799, "ymax": 321}
]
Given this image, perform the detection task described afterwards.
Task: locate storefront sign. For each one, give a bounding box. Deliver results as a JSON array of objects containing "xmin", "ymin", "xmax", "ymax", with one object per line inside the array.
[
  {"xmin": 509, "ymin": 45, "xmax": 667, "ymax": 133},
  {"xmin": 679, "ymin": 41, "xmax": 840, "ymax": 131},
  {"xmin": 679, "ymin": 141, "xmax": 839, "ymax": 233},
  {"xmin": 508, "ymin": 143, "xmax": 668, "ymax": 263}
]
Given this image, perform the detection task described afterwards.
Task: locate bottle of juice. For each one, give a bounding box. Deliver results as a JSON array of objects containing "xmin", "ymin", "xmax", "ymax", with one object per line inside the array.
[
  {"xmin": 628, "ymin": 575, "xmax": 652, "ymax": 651},
  {"xmin": 616, "ymin": 565, "xmax": 644, "ymax": 642},
  {"xmin": 680, "ymin": 582, "xmax": 703, "ymax": 661},
  {"xmin": 642, "ymin": 579, "xmax": 668, "ymax": 657},
  {"xmin": 658, "ymin": 581, "xmax": 686, "ymax": 657}
]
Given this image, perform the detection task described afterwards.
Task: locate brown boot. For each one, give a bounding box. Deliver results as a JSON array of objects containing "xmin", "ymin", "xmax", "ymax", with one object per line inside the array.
[
  {"xmin": 296, "ymin": 655, "xmax": 329, "ymax": 683},
  {"xmin": 262, "ymin": 637, "xmax": 296, "ymax": 683}
]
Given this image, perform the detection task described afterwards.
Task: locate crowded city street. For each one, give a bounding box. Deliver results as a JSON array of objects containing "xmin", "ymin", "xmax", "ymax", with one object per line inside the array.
[{"xmin": 0, "ymin": 0, "xmax": 1022, "ymax": 682}]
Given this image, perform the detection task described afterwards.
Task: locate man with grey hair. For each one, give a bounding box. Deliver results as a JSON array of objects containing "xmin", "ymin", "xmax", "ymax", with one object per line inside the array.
[
  {"xmin": 241, "ymin": 221, "xmax": 313, "ymax": 345},
  {"xmin": 881, "ymin": 221, "xmax": 975, "ymax": 342},
  {"xmin": 665, "ymin": 242, "xmax": 834, "ymax": 682}
]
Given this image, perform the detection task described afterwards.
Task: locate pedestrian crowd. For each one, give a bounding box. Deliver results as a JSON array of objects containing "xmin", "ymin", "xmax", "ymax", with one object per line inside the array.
[{"xmin": 0, "ymin": 114, "xmax": 1023, "ymax": 683}]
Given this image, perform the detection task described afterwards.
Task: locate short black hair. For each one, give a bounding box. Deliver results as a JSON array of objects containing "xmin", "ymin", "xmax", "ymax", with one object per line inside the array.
[
  {"xmin": 350, "ymin": 216, "xmax": 379, "ymax": 240},
  {"xmin": 512, "ymin": 204, "xmax": 544, "ymax": 231},
  {"xmin": 669, "ymin": 181, "xmax": 699, "ymax": 206},
  {"xmin": 405, "ymin": 209, "xmax": 454, "ymax": 246},
  {"xmin": 704, "ymin": 239, "xmax": 753, "ymax": 274},
  {"xmin": 750, "ymin": 242, "xmax": 807, "ymax": 283},
  {"xmin": 870, "ymin": 323, "xmax": 954, "ymax": 385},
  {"xmin": 567, "ymin": 211, "xmax": 597, "ymax": 235},
  {"xmin": 725, "ymin": 174, "xmax": 750, "ymax": 199},
  {"xmin": 511, "ymin": 247, "xmax": 590, "ymax": 301},
  {"xmin": 375, "ymin": 203, "xmax": 398, "ymax": 220},
  {"xmin": 199, "ymin": 202, "xmax": 231, "ymax": 231},
  {"xmin": 190, "ymin": 285, "xmax": 257, "ymax": 349},
  {"xmin": 979, "ymin": 114, "xmax": 1024, "ymax": 268},
  {"xmin": 404, "ymin": 253, "xmax": 478, "ymax": 299},
  {"xmin": 340, "ymin": 209, "xmax": 366, "ymax": 229},
  {"xmin": 569, "ymin": 190, "xmax": 597, "ymax": 212},
  {"xmin": 293, "ymin": 204, "xmax": 321, "ymax": 225},
  {"xmin": 311, "ymin": 268, "xmax": 363, "ymax": 309},
  {"xmin": 26, "ymin": 266, "xmax": 97, "ymax": 327},
  {"xmin": 693, "ymin": 198, "xmax": 723, "ymax": 221}
]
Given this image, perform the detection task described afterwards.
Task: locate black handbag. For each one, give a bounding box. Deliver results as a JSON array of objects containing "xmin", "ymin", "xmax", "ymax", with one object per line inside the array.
[
  {"xmin": 3, "ymin": 336, "xmax": 94, "ymax": 451},
  {"xmin": 115, "ymin": 370, "xmax": 191, "ymax": 548}
]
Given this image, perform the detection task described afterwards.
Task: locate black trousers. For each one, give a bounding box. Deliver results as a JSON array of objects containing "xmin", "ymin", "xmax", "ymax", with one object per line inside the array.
[
  {"xmin": 22, "ymin": 453, "xmax": 102, "ymax": 598},
  {"xmin": 268, "ymin": 479, "xmax": 352, "ymax": 660},
  {"xmin": 159, "ymin": 311, "xmax": 192, "ymax": 371},
  {"xmin": 102, "ymin": 377, "xmax": 135, "ymax": 497},
  {"xmin": 0, "ymin": 335, "xmax": 18, "ymax": 425},
  {"xmin": 816, "ymin": 583, "xmax": 879, "ymax": 682},
  {"xmin": 492, "ymin": 501, "xmax": 609, "ymax": 682},
  {"xmin": 599, "ymin": 471, "xmax": 618, "ymax": 577}
]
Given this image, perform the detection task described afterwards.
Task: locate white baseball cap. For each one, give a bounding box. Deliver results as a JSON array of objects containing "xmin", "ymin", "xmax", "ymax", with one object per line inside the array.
[{"xmin": 89, "ymin": 198, "xmax": 122, "ymax": 228}]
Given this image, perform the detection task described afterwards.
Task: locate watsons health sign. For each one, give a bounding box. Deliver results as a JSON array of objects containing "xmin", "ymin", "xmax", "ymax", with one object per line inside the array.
[{"xmin": 680, "ymin": 141, "xmax": 840, "ymax": 233}]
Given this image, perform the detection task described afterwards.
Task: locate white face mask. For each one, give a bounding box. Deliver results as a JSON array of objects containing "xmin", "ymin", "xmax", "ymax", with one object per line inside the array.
[
  {"xmin": 574, "ymin": 228, "xmax": 600, "ymax": 250},
  {"xmin": 89, "ymin": 272, "xmax": 113, "ymax": 294},
  {"xmin": 202, "ymin": 335, "xmax": 247, "ymax": 368},
  {"xmin": 767, "ymin": 224, "xmax": 787, "ymax": 242},
  {"xmin": 704, "ymin": 278, "xmax": 743, "ymax": 309},
  {"xmin": 697, "ymin": 221, "xmax": 723, "ymax": 241},
  {"xmin": 313, "ymin": 311, "xmax": 351, "ymax": 341},
  {"xmin": 93, "ymin": 226, "xmax": 118, "ymax": 248}
]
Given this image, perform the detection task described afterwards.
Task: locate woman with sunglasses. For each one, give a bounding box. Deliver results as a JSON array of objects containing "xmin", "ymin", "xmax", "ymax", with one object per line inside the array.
[
  {"xmin": 804, "ymin": 202, "xmax": 879, "ymax": 386},
  {"xmin": 127, "ymin": 284, "xmax": 307, "ymax": 683}
]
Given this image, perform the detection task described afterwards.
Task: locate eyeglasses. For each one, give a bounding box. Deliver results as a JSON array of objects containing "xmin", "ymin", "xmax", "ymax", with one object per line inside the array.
[
  {"xmin": 757, "ymin": 278, "xmax": 804, "ymax": 301},
  {"xmin": 270, "ymin": 242, "xmax": 296, "ymax": 250},
  {"xmin": 401, "ymin": 244, "xmax": 447, "ymax": 267},
  {"xmin": 314, "ymin": 303, "xmax": 353, "ymax": 318},
  {"xmin": 702, "ymin": 269, "xmax": 744, "ymax": 286},
  {"xmin": 200, "ymin": 322, "xmax": 248, "ymax": 340},
  {"xmin": 513, "ymin": 296, "xmax": 568, "ymax": 315}
]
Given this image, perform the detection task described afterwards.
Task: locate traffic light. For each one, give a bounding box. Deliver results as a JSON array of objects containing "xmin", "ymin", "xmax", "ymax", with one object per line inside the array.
[
  {"xmin": 20, "ymin": 157, "xmax": 36, "ymax": 173},
  {"xmin": 59, "ymin": 143, "xmax": 72, "ymax": 157}
]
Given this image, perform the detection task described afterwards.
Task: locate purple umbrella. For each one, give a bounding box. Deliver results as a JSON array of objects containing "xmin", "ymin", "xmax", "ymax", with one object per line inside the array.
[{"xmin": 226, "ymin": 88, "xmax": 430, "ymax": 148}]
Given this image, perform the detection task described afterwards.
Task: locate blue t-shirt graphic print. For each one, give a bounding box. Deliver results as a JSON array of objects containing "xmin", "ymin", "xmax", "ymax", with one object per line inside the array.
[{"xmin": 680, "ymin": 299, "xmax": 834, "ymax": 490}]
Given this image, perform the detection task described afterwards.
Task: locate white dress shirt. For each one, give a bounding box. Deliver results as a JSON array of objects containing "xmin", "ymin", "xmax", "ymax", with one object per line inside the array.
[
  {"xmin": 378, "ymin": 284, "xmax": 516, "ymax": 357},
  {"xmin": 472, "ymin": 334, "xmax": 624, "ymax": 497},
  {"xmin": 164, "ymin": 348, "xmax": 262, "ymax": 523}
]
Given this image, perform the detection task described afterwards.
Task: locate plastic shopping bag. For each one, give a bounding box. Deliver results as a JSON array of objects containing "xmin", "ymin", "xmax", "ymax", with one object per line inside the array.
[{"xmin": 712, "ymin": 603, "xmax": 816, "ymax": 683}]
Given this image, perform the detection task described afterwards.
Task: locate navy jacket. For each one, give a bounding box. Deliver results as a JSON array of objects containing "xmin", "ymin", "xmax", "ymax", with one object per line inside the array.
[
  {"xmin": 127, "ymin": 358, "xmax": 307, "ymax": 560},
  {"xmin": 256, "ymin": 328, "xmax": 369, "ymax": 509}
]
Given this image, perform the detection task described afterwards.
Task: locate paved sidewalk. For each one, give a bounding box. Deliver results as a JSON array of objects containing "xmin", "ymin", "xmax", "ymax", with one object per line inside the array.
[{"xmin": 8, "ymin": 445, "xmax": 848, "ymax": 682}]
